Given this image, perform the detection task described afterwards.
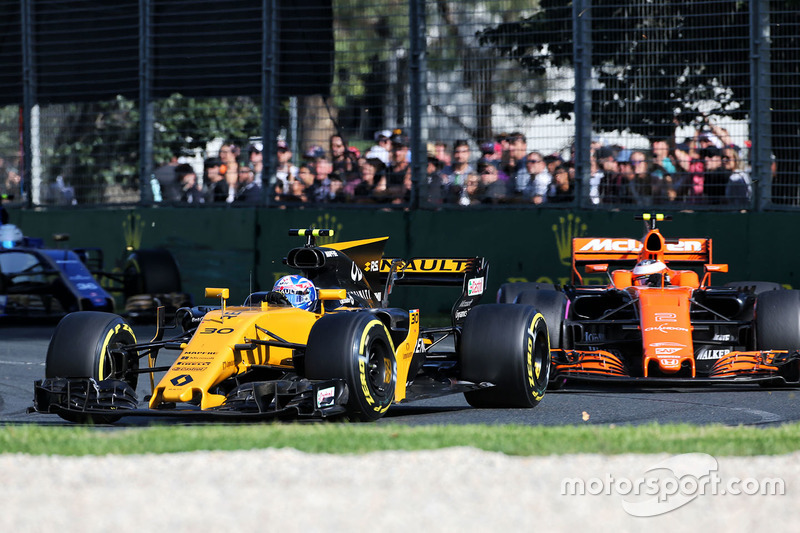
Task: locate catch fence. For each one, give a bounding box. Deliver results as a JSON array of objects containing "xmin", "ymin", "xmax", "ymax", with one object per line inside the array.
[{"xmin": 0, "ymin": 0, "xmax": 798, "ymax": 211}]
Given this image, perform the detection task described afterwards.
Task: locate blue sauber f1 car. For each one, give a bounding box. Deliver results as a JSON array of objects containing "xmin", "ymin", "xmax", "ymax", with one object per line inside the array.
[{"xmin": 0, "ymin": 215, "xmax": 190, "ymax": 318}]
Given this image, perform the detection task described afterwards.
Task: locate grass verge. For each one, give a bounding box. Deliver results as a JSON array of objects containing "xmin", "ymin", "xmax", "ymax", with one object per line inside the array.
[{"xmin": 2, "ymin": 422, "xmax": 800, "ymax": 456}]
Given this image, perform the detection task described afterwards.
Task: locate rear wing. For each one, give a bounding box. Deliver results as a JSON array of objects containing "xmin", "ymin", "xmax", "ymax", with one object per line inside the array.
[
  {"xmin": 375, "ymin": 256, "xmax": 489, "ymax": 326},
  {"xmin": 571, "ymin": 236, "xmax": 712, "ymax": 284}
]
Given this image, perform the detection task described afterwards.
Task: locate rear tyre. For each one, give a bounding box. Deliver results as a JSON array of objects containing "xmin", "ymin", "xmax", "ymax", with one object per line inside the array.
[
  {"xmin": 496, "ymin": 282, "xmax": 555, "ymax": 304},
  {"xmin": 45, "ymin": 311, "xmax": 139, "ymax": 423},
  {"xmin": 123, "ymin": 249, "xmax": 182, "ymax": 297},
  {"xmin": 514, "ymin": 289, "xmax": 568, "ymax": 349},
  {"xmin": 756, "ymin": 290, "xmax": 800, "ymax": 350},
  {"xmin": 305, "ymin": 312, "xmax": 396, "ymax": 421},
  {"xmin": 460, "ymin": 304, "xmax": 550, "ymax": 408}
]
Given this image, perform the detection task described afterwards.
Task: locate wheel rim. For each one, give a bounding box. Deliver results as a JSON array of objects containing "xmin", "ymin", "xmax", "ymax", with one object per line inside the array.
[{"xmin": 365, "ymin": 339, "xmax": 394, "ymax": 401}]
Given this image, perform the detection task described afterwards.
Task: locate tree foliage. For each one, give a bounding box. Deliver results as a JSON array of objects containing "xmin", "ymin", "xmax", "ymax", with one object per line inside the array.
[{"xmin": 477, "ymin": 0, "xmax": 752, "ymax": 140}]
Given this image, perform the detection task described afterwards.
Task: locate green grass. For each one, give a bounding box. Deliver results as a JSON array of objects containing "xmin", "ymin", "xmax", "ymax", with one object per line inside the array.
[{"xmin": 3, "ymin": 422, "xmax": 800, "ymax": 456}]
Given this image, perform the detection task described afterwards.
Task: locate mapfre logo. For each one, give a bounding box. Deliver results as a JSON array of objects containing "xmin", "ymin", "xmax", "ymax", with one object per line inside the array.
[{"xmin": 654, "ymin": 347, "xmax": 682, "ymax": 355}]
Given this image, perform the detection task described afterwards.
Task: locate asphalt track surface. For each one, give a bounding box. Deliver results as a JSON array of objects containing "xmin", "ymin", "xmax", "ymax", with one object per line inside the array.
[{"xmin": 3, "ymin": 320, "xmax": 800, "ymax": 427}]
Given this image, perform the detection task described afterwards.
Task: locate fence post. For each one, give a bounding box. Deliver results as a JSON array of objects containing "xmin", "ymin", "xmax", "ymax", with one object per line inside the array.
[
  {"xmin": 139, "ymin": 0, "xmax": 154, "ymax": 205},
  {"xmin": 409, "ymin": 0, "xmax": 427, "ymax": 210},
  {"xmin": 573, "ymin": 0, "xmax": 592, "ymax": 208},
  {"xmin": 20, "ymin": 0, "xmax": 36, "ymax": 208},
  {"xmin": 750, "ymin": 0, "xmax": 772, "ymax": 211},
  {"xmin": 262, "ymin": 0, "xmax": 278, "ymax": 206}
]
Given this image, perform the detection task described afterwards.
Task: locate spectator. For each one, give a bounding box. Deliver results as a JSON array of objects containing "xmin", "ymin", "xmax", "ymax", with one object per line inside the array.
[
  {"xmin": 152, "ymin": 154, "xmax": 181, "ymax": 203},
  {"xmin": 219, "ymin": 143, "xmax": 241, "ymax": 203},
  {"xmin": 385, "ymin": 133, "xmax": 412, "ymax": 203},
  {"xmin": 701, "ymin": 146, "xmax": 728, "ymax": 205},
  {"xmin": 303, "ymin": 145, "xmax": 326, "ymax": 164},
  {"xmin": 0, "ymin": 163, "xmax": 22, "ymax": 201},
  {"xmin": 442, "ymin": 140, "xmax": 474, "ymax": 191},
  {"xmin": 456, "ymin": 173, "xmax": 484, "ymax": 206},
  {"xmin": 588, "ymin": 147, "xmax": 607, "ymax": 205},
  {"xmin": 324, "ymin": 175, "xmax": 347, "ymax": 203},
  {"xmin": 175, "ymin": 163, "xmax": 204, "ymax": 204},
  {"xmin": 723, "ymin": 147, "xmax": 752, "ymax": 207},
  {"xmin": 596, "ymin": 146, "xmax": 620, "ymax": 204},
  {"xmin": 283, "ymin": 177, "xmax": 308, "ymax": 203},
  {"xmin": 424, "ymin": 154, "xmax": 446, "ymax": 205},
  {"xmin": 525, "ymin": 151, "xmax": 551, "ymax": 204},
  {"xmin": 330, "ymin": 134, "xmax": 359, "ymax": 186},
  {"xmin": 673, "ymin": 142, "xmax": 705, "ymax": 204},
  {"xmin": 544, "ymin": 153, "xmax": 563, "ymax": 176},
  {"xmin": 364, "ymin": 130, "xmax": 392, "ymax": 166},
  {"xmin": 234, "ymin": 165, "xmax": 262, "ymax": 204},
  {"xmin": 434, "ymin": 141, "xmax": 451, "ymax": 167},
  {"xmin": 274, "ymin": 140, "xmax": 298, "ymax": 190},
  {"xmin": 477, "ymin": 142, "xmax": 501, "ymax": 169},
  {"xmin": 295, "ymin": 163, "xmax": 317, "ymax": 200},
  {"xmin": 503, "ymin": 132, "xmax": 529, "ymax": 196},
  {"xmin": 478, "ymin": 162, "xmax": 506, "ymax": 204},
  {"xmin": 627, "ymin": 150, "xmax": 656, "ymax": 205},
  {"xmin": 650, "ymin": 139, "xmax": 677, "ymax": 203},
  {"xmin": 309, "ymin": 157, "xmax": 333, "ymax": 203},
  {"xmin": 546, "ymin": 165, "xmax": 575, "ymax": 203},
  {"xmin": 248, "ymin": 141, "xmax": 264, "ymax": 186},
  {"xmin": 354, "ymin": 158, "xmax": 384, "ymax": 202},
  {"xmin": 203, "ymin": 157, "xmax": 227, "ymax": 203}
]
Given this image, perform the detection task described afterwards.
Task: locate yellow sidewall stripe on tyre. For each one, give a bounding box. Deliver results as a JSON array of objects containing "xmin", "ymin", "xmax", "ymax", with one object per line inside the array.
[
  {"xmin": 359, "ymin": 319, "xmax": 395, "ymax": 413},
  {"xmin": 98, "ymin": 323, "xmax": 136, "ymax": 380},
  {"xmin": 527, "ymin": 313, "xmax": 546, "ymax": 401}
]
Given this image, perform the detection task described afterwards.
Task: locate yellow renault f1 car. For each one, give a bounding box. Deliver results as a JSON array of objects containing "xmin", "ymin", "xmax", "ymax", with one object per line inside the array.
[{"xmin": 32, "ymin": 228, "xmax": 550, "ymax": 422}]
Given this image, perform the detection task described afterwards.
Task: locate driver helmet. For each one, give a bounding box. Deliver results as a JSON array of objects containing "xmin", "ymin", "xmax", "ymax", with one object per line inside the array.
[
  {"xmin": 632, "ymin": 259, "xmax": 670, "ymax": 286},
  {"xmin": 0, "ymin": 224, "xmax": 23, "ymax": 249},
  {"xmin": 273, "ymin": 274, "xmax": 318, "ymax": 310}
]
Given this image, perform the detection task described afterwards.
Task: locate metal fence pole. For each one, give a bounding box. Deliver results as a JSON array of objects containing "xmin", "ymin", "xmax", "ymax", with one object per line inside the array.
[
  {"xmin": 409, "ymin": 0, "xmax": 427, "ymax": 210},
  {"xmin": 139, "ymin": 0, "xmax": 154, "ymax": 205},
  {"xmin": 20, "ymin": 0, "xmax": 36, "ymax": 208},
  {"xmin": 750, "ymin": 0, "xmax": 772, "ymax": 211},
  {"xmin": 262, "ymin": 0, "xmax": 278, "ymax": 206},
  {"xmin": 573, "ymin": 0, "xmax": 592, "ymax": 209}
]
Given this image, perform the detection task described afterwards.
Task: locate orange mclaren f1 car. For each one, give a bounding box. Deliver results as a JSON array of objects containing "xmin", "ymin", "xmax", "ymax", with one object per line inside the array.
[{"xmin": 498, "ymin": 214, "xmax": 800, "ymax": 387}]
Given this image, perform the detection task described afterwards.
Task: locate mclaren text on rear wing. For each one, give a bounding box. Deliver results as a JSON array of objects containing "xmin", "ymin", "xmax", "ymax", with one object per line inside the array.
[{"xmin": 572, "ymin": 237, "xmax": 712, "ymax": 282}]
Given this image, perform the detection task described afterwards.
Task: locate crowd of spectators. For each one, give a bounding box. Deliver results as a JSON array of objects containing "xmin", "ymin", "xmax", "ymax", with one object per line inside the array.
[{"xmin": 114, "ymin": 122, "xmax": 756, "ymax": 209}]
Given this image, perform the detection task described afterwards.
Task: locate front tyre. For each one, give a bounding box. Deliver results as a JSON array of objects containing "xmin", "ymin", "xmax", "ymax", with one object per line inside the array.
[
  {"xmin": 305, "ymin": 312, "xmax": 397, "ymax": 421},
  {"xmin": 460, "ymin": 304, "xmax": 550, "ymax": 408},
  {"xmin": 45, "ymin": 311, "xmax": 139, "ymax": 423}
]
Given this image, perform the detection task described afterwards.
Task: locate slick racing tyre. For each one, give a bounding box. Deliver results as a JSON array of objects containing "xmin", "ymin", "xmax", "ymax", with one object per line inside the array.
[
  {"xmin": 123, "ymin": 249, "xmax": 182, "ymax": 297},
  {"xmin": 496, "ymin": 282, "xmax": 555, "ymax": 304},
  {"xmin": 305, "ymin": 312, "xmax": 397, "ymax": 421},
  {"xmin": 756, "ymin": 290, "xmax": 800, "ymax": 350},
  {"xmin": 725, "ymin": 281, "xmax": 783, "ymax": 295},
  {"xmin": 460, "ymin": 304, "xmax": 550, "ymax": 408},
  {"xmin": 45, "ymin": 311, "xmax": 139, "ymax": 423},
  {"xmin": 514, "ymin": 289, "xmax": 569, "ymax": 349}
]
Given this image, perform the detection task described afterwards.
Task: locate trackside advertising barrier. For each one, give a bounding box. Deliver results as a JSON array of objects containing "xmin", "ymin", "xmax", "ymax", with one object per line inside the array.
[{"xmin": 6, "ymin": 207, "xmax": 798, "ymax": 319}]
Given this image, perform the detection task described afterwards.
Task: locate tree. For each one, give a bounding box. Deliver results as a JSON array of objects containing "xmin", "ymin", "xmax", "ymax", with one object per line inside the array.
[{"xmin": 476, "ymin": 0, "xmax": 753, "ymax": 141}]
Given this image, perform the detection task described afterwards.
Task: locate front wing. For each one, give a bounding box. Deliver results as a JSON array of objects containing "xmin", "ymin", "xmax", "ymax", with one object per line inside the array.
[
  {"xmin": 551, "ymin": 349, "xmax": 800, "ymax": 387},
  {"xmin": 32, "ymin": 377, "xmax": 350, "ymax": 421}
]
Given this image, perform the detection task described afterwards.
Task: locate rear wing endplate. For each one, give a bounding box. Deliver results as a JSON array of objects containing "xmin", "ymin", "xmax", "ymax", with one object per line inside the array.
[{"xmin": 377, "ymin": 256, "xmax": 489, "ymax": 326}]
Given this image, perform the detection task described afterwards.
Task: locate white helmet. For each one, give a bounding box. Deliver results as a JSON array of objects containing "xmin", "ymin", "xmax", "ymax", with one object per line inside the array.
[
  {"xmin": 632, "ymin": 259, "xmax": 669, "ymax": 286},
  {"xmin": 0, "ymin": 224, "xmax": 23, "ymax": 249}
]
